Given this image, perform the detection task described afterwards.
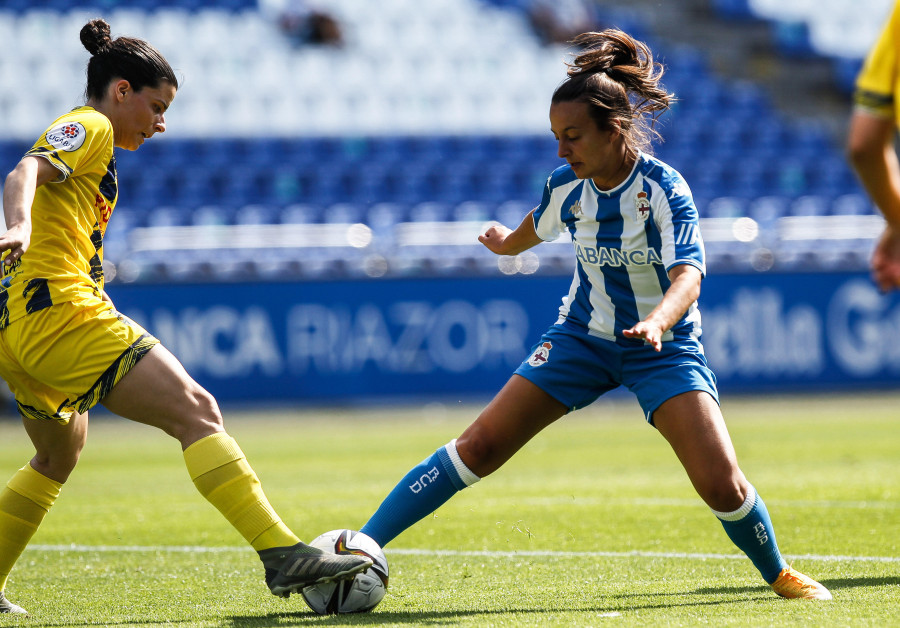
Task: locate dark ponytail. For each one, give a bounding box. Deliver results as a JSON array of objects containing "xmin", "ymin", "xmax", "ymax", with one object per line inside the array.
[
  {"xmin": 552, "ymin": 29, "xmax": 672, "ymax": 157},
  {"xmin": 80, "ymin": 18, "xmax": 178, "ymax": 101}
]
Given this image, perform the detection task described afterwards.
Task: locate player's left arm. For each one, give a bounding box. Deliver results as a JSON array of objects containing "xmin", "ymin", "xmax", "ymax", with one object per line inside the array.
[
  {"xmin": 478, "ymin": 209, "xmax": 543, "ymax": 256},
  {"xmin": 622, "ymin": 263, "xmax": 701, "ymax": 351}
]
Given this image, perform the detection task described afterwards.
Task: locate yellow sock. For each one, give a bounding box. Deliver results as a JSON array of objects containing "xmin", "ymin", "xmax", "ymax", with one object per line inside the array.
[
  {"xmin": 0, "ymin": 465, "xmax": 62, "ymax": 591},
  {"xmin": 183, "ymin": 432, "xmax": 299, "ymax": 551}
]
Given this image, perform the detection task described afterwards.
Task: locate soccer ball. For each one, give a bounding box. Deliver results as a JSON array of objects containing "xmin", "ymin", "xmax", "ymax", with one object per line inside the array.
[{"xmin": 301, "ymin": 529, "xmax": 388, "ymax": 614}]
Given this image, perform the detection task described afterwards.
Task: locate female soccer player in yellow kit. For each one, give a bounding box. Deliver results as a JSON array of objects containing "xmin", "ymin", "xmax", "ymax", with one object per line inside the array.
[{"xmin": 0, "ymin": 18, "xmax": 369, "ymax": 616}]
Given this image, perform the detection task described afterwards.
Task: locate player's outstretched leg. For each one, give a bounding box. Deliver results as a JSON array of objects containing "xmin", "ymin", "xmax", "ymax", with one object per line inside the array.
[
  {"xmin": 258, "ymin": 542, "xmax": 372, "ymax": 598},
  {"xmin": 713, "ymin": 485, "xmax": 831, "ymax": 600},
  {"xmin": 360, "ymin": 439, "xmax": 481, "ymax": 547},
  {"xmin": 182, "ymin": 432, "xmax": 371, "ymax": 597},
  {"xmin": 0, "ymin": 591, "xmax": 27, "ymax": 615}
]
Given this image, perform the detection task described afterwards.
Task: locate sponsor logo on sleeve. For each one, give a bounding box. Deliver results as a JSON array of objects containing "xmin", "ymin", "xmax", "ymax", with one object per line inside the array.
[{"xmin": 46, "ymin": 122, "xmax": 87, "ymax": 152}]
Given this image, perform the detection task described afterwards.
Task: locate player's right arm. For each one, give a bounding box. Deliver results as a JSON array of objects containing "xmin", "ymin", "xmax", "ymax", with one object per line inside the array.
[
  {"xmin": 1, "ymin": 156, "xmax": 59, "ymax": 267},
  {"xmin": 847, "ymin": 110, "xmax": 900, "ymax": 229},
  {"xmin": 478, "ymin": 209, "xmax": 543, "ymax": 256},
  {"xmin": 847, "ymin": 110, "xmax": 900, "ymax": 291}
]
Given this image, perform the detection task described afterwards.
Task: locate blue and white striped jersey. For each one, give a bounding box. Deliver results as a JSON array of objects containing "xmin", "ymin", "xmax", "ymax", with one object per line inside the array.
[{"xmin": 533, "ymin": 152, "xmax": 705, "ymax": 344}]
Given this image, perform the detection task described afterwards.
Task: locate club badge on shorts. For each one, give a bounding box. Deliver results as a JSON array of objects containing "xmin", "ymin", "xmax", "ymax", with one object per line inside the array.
[{"xmin": 527, "ymin": 341, "xmax": 552, "ymax": 367}]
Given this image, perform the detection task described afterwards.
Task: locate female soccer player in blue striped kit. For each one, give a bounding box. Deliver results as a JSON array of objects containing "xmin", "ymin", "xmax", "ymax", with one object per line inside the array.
[{"xmin": 360, "ymin": 29, "xmax": 831, "ymax": 600}]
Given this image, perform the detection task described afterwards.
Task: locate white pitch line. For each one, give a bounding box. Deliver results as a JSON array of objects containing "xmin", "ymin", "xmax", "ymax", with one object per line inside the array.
[{"xmin": 28, "ymin": 545, "xmax": 900, "ymax": 563}]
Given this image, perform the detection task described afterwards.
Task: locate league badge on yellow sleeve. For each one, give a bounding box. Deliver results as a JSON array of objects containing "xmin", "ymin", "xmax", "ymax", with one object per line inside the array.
[{"xmin": 46, "ymin": 121, "xmax": 87, "ymax": 152}]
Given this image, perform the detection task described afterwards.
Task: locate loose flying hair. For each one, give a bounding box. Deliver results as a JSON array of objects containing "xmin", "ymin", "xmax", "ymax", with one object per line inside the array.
[
  {"xmin": 80, "ymin": 18, "xmax": 178, "ymax": 101},
  {"xmin": 552, "ymin": 29, "xmax": 672, "ymax": 158}
]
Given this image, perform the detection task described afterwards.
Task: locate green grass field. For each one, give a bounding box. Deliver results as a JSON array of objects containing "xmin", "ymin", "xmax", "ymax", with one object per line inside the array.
[{"xmin": 0, "ymin": 392, "xmax": 897, "ymax": 627}]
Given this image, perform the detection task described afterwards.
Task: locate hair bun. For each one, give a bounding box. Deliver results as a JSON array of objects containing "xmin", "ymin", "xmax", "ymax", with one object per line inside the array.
[{"xmin": 79, "ymin": 19, "xmax": 112, "ymax": 56}]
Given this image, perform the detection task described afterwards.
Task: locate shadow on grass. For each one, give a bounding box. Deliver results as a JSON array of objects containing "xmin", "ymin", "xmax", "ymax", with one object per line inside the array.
[
  {"xmin": 223, "ymin": 577, "xmax": 900, "ymax": 625},
  {"xmin": 821, "ymin": 575, "xmax": 900, "ymax": 590},
  {"xmin": 692, "ymin": 574, "xmax": 900, "ymax": 597},
  {"xmin": 221, "ymin": 590, "xmax": 767, "ymax": 626}
]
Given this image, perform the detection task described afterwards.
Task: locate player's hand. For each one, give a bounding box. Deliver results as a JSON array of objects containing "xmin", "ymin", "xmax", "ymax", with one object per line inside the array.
[
  {"xmin": 478, "ymin": 223, "xmax": 513, "ymax": 255},
  {"xmin": 623, "ymin": 320, "xmax": 664, "ymax": 351},
  {"xmin": 0, "ymin": 224, "xmax": 31, "ymax": 268},
  {"xmin": 871, "ymin": 226, "xmax": 900, "ymax": 292}
]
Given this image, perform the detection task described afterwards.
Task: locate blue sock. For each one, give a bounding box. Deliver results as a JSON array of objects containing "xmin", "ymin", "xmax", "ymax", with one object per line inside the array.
[
  {"xmin": 713, "ymin": 485, "xmax": 788, "ymax": 583},
  {"xmin": 361, "ymin": 439, "xmax": 480, "ymax": 547}
]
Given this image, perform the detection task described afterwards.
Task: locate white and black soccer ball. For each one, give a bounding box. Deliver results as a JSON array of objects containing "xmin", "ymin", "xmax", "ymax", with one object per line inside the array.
[{"xmin": 301, "ymin": 529, "xmax": 388, "ymax": 614}]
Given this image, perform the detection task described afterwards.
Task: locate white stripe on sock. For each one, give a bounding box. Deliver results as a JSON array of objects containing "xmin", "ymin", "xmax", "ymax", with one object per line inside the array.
[
  {"xmin": 711, "ymin": 484, "xmax": 757, "ymax": 522},
  {"xmin": 445, "ymin": 439, "xmax": 481, "ymax": 487}
]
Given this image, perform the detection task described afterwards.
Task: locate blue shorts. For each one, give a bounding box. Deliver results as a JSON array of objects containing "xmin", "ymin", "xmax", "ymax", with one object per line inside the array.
[{"xmin": 514, "ymin": 323, "xmax": 718, "ymax": 424}]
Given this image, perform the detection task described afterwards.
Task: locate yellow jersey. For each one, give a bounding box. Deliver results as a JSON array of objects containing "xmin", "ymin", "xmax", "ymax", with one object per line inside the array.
[
  {"xmin": 0, "ymin": 106, "xmax": 117, "ymax": 329},
  {"xmin": 855, "ymin": 1, "xmax": 900, "ymax": 125}
]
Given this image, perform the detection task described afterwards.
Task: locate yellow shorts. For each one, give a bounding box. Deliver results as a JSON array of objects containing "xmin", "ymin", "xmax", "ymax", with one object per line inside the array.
[{"xmin": 0, "ymin": 298, "xmax": 159, "ymax": 423}]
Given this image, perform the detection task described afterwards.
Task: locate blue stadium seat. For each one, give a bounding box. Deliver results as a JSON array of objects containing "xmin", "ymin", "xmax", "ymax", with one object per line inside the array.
[
  {"xmin": 235, "ymin": 203, "xmax": 279, "ymax": 225},
  {"xmin": 410, "ymin": 136, "xmax": 455, "ymax": 164},
  {"xmin": 746, "ymin": 195, "xmax": 790, "ymax": 225},
  {"xmin": 704, "ymin": 196, "xmax": 748, "ymax": 218},
  {"xmin": 299, "ymin": 165, "xmax": 343, "ymax": 206},
  {"xmin": 366, "ymin": 202, "xmax": 409, "ymax": 229},
  {"xmin": 281, "ymin": 137, "xmax": 340, "ymax": 168},
  {"xmin": 145, "ymin": 205, "xmax": 190, "ymax": 228},
  {"xmin": 279, "ymin": 204, "xmax": 322, "ymax": 224},
  {"xmin": 431, "ymin": 163, "xmax": 477, "ymax": 203},
  {"xmin": 349, "ymin": 163, "xmax": 392, "ymax": 204},
  {"xmin": 494, "ymin": 200, "xmax": 532, "ymax": 226},
  {"xmin": 830, "ymin": 193, "xmax": 873, "ymax": 216},
  {"xmin": 263, "ymin": 167, "xmax": 303, "ymax": 205},
  {"xmin": 408, "ymin": 201, "xmax": 451, "ymax": 222},
  {"xmin": 451, "ymin": 201, "xmax": 493, "ymax": 222},
  {"xmin": 322, "ymin": 202, "xmax": 365, "ymax": 224},
  {"xmin": 368, "ymin": 137, "xmax": 415, "ymax": 164},
  {"xmin": 390, "ymin": 164, "xmax": 435, "ymax": 204},
  {"xmin": 485, "ymin": 177, "xmax": 524, "ymax": 204},
  {"xmin": 192, "ymin": 204, "xmax": 233, "ymax": 226},
  {"xmin": 787, "ymin": 194, "xmax": 829, "ymax": 217}
]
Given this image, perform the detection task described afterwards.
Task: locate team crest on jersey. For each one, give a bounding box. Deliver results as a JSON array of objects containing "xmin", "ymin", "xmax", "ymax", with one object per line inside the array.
[
  {"xmin": 46, "ymin": 121, "xmax": 86, "ymax": 152},
  {"xmin": 634, "ymin": 191, "xmax": 651, "ymax": 222},
  {"xmin": 527, "ymin": 341, "xmax": 552, "ymax": 367}
]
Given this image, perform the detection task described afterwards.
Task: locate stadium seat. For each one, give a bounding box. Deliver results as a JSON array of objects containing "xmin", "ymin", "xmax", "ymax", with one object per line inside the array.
[
  {"xmin": 0, "ymin": 1, "xmax": 873, "ymax": 278},
  {"xmin": 280, "ymin": 204, "xmax": 322, "ymax": 224},
  {"xmin": 705, "ymin": 196, "xmax": 749, "ymax": 219},
  {"xmin": 408, "ymin": 201, "xmax": 451, "ymax": 222},
  {"xmin": 830, "ymin": 193, "xmax": 873, "ymax": 216}
]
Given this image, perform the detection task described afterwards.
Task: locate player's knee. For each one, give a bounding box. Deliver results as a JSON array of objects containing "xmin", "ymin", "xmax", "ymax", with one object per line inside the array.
[
  {"xmin": 167, "ymin": 386, "xmax": 223, "ymax": 444},
  {"xmin": 31, "ymin": 447, "xmax": 81, "ymax": 483},
  {"xmin": 700, "ymin": 476, "xmax": 747, "ymax": 513},
  {"xmin": 455, "ymin": 430, "xmax": 500, "ymax": 477},
  {"xmin": 192, "ymin": 386, "xmax": 223, "ymax": 426}
]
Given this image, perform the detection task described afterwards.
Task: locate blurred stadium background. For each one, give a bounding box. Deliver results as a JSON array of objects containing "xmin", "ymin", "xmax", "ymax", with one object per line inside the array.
[{"xmin": 1, "ymin": 0, "xmax": 898, "ymax": 406}]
